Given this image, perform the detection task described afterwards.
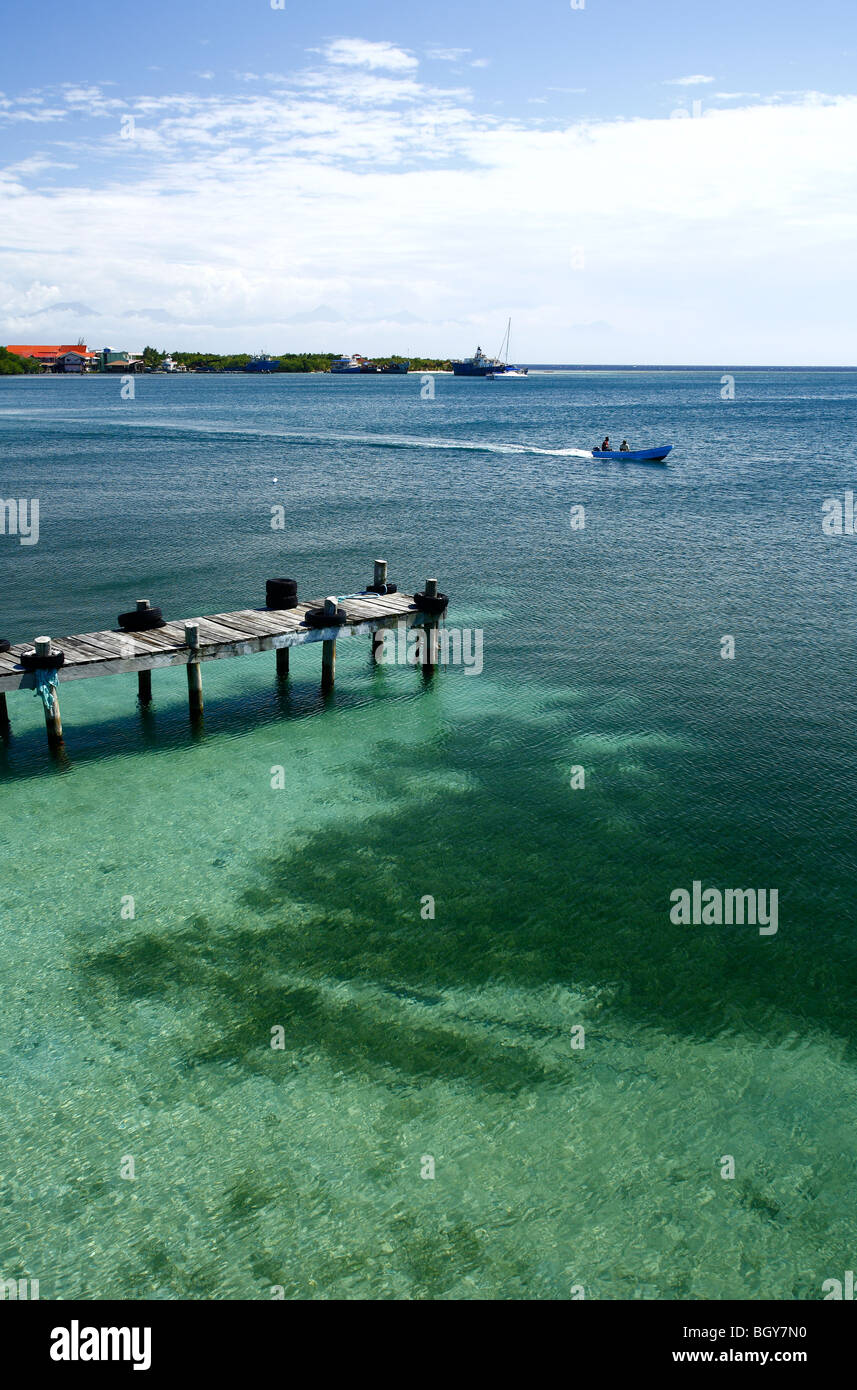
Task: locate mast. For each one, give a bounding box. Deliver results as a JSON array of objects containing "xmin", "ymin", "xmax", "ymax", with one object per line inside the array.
[{"xmin": 495, "ymin": 318, "xmax": 511, "ymax": 365}]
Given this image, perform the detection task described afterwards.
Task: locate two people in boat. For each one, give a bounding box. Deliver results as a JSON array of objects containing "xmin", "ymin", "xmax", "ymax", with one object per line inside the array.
[{"xmin": 596, "ymin": 437, "xmax": 631, "ymax": 453}]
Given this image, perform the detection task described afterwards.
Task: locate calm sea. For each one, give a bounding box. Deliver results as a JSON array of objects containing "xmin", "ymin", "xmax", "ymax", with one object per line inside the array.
[{"xmin": 1, "ymin": 369, "xmax": 855, "ymax": 1299}]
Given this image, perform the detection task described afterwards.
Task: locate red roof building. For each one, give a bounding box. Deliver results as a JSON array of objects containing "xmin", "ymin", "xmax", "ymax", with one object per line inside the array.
[{"xmin": 6, "ymin": 344, "xmax": 98, "ymax": 370}]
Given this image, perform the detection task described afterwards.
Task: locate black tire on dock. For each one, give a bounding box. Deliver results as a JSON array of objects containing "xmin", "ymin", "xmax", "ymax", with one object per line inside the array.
[
  {"xmin": 118, "ymin": 607, "xmax": 167, "ymax": 632},
  {"xmin": 266, "ymin": 595, "xmax": 299, "ymax": 610},
  {"xmin": 366, "ymin": 582, "xmax": 398, "ymax": 595},
  {"xmin": 20, "ymin": 647, "xmax": 65, "ymax": 671},
  {"xmin": 266, "ymin": 577, "xmax": 298, "ymax": 596},
  {"xmin": 413, "ymin": 591, "xmax": 449, "ymax": 615},
  {"xmin": 303, "ymin": 606, "xmax": 347, "ymax": 628},
  {"xmin": 0, "ymin": 639, "xmax": 11, "ymax": 654}
]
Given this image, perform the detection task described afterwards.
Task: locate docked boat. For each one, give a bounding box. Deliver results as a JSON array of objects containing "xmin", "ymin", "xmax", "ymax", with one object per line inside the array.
[
  {"xmin": 245, "ymin": 354, "xmax": 279, "ymax": 372},
  {"xmin": 381, "ymin": 360, "xmax": 410, "ymax": 373},
  {"xmin": 591, "ymin": 446, "xmax": 673, "ymax": 462},
  {"xmin": 330, "ymin": 354, "xmax": 366, "ymax": 374}
]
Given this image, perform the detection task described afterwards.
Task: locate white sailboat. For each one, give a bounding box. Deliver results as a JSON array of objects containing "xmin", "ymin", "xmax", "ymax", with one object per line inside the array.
[{"xmin": 486, "ymin": 320, "xmax": 528, "ymax": 378}]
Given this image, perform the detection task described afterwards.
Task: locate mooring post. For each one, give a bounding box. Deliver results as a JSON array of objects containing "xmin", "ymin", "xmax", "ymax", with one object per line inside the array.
[
  {"xmin": 422, "ymin": 579, "xmax": 439, "ymax": 676},
  {"xmin": 321, "ymin": 597, "xmax": 337, "ymax": 691},
  {"xmin": 135, "ymin": 600, "xmax": 153, "ymax": 704},
  {"xmin": 185, "ymin": 622, "xmax": 203, "ymax": 717},
  {"xmin": 0, "ymin": 692, "xmax": 9, "ymax": 732},
  {"xmin": 373, "ymin": 559, "xmax": 387, "ymax": 589},
  {"xmin": 276, "ymin": 645, "xmax": 290, "ymax": 680},
  {"xmin": 371, "ymin": 628, "xmax": 385, "ymax": 664},
  {"xmin": 35, "ymin": 636, "xmax": 64, "ymax": 743}
]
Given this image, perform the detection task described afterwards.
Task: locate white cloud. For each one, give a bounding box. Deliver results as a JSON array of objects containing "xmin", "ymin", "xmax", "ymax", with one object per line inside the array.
[
  {"xmin": 665, "ymin": 74, "xmax": 715, "ymax": 86},
  {"xmin": 1, "ymin": 60, "xmax": 855, "ymax": 363},
  {"xmin": 426, "ymin": 48, "xmax": 470, "ymax": 62},
  {"xmin": 319, "ymin": 39, "xmax": 418, "ymax": 72}
]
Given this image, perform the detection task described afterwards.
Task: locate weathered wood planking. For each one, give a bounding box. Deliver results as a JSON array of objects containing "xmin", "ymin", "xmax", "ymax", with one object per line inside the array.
[{"xmin": 0, "ymin": 593, "xmax": 424, "ymax": 693}]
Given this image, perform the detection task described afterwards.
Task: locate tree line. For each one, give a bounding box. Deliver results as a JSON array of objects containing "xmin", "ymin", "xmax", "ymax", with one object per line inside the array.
[{"xmin": 141, "ymin": 347, "xmax": 453, "ymax": 372}]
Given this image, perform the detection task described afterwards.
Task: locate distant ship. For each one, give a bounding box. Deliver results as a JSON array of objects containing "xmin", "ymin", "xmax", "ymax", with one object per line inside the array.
[
  {"xmin": 245, "ymin": 354, "xmax": 279, "ymax": 372},
  {"xmin": 330, "ymin": 355, "xmax": 410, "ymax": 374},
  {"xmin": 452, "ymin": 345, "xmax": 500, "ymax": 377},
  {"xmin": 331, "ymin": 354, "xmax": 366, "ymax": 373},
  {"xmin": 454, "ymin": 320, "xmax": 528, "ymax": 378}
]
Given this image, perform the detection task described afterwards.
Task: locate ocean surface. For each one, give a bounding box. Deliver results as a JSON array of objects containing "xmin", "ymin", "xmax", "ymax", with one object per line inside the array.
[{"xmin": 0, "ymin": 368, "xmax": 855, "ymax": 1300}]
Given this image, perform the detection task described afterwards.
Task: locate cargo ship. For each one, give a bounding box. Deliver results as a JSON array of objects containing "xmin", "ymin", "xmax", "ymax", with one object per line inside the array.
[
  {"xmin": 452, "ymin": 345, "xmax": 500, "ymax": 377},
  {"xmin": 244, "ymin": 354, "xmax": 279, "ymax": 372},
  {"xmin": 453, "ymin": 321, "xmax": 527, "ymax": 377}
]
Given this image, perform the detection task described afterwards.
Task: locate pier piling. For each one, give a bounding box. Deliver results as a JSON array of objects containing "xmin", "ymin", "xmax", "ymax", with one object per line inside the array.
[
  {"xmin": 36, "ymin": 637, "xmax": 64, "ymax": 744},
  {"xmin": 0, "ymin": 692, "xmax": 8, "ymax": 731},
  {"xmin": 276, "ymin": 646, "xmax": 290, "ymax": 680},
  {"xmin": 421, "ymin": 580, "xmax": 439, "ymax": 676},
  {"xmin": 373, "ymin": 559, "xmax": 388, "ymax": 589},
  {"xmin": 321, "ymin": 598, "xmax": 337, "ymax": 691},
  {"xmin": 135, "ymin": 602, "xmax": 154, "ymax": 704},
  {"xmin": 184, "ymin": 622, "xmax": 204, "ymax": 717}
]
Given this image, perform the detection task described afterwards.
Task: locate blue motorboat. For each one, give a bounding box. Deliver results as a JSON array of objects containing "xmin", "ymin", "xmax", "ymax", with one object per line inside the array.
[{"xmin": 591, "ymin": 446, "xmax": 673, "ymax": 462}]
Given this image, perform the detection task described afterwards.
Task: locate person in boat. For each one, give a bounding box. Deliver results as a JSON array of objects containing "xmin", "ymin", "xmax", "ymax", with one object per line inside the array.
[
  {"xmin": 620, "ymin": 440, "xmax": 630, "ymax": 452},
  {"xmin": 600, "ymin": 436, "xmax": 610, "ymax": 452}
]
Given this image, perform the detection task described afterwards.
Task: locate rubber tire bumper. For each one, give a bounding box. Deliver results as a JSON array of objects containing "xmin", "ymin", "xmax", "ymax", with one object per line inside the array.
[
  {"xmin": 118, "ymin": 608, "xmax": 167, "ymax": 632},
  {"xmin": 267, "ymin": 577, "xmax": 298, "ymax": 596},
  {"xmin": 266, "ymin": 595, "xmax": 299, "ymax": 610},
  {"xmin": 303, "ymin": 606, "xmax": 347, "ymax": 628},
  {"xmin": 0, "ymin": 639, "xmax": 10, "ymax": 655},
  {"xmin": 365, "ymin": 582, "xmax": 398, "ymax": 595},
  {"xmin": 20, "ymin": 647, "xmax": 65, "ymax": 671},
  {"xmin": 413, "ymin": 591, "xmax": 449, "ymax": 615}
]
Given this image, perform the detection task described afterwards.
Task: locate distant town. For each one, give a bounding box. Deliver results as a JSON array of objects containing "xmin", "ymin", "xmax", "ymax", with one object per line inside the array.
[{"xmin": 0, "ymin": 343, "xmax": 453, "ymax": 375}]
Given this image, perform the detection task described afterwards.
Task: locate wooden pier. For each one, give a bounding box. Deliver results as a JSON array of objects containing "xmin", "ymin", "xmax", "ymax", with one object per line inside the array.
[{"xmin": 0, "ymin": 567, "xmax": 443, "ymax": 747}]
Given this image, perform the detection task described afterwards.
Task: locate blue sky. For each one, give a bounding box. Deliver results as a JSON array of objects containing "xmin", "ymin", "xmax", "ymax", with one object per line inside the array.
[{"xmin": 1, "ymin": 0, "xmax": 855, "ymax": 361}]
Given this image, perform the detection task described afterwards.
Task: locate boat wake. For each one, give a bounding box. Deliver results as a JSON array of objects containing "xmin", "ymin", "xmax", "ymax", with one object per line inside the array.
[{"xmin": 0, "ymin": 409, "xmax": 598, "ymax": 460}]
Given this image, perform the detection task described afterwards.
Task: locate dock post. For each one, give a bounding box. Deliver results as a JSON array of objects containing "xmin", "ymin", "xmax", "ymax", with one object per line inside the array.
[
  {"xmin": 35, "ymin": 636, "xmax": 64, "ymax": 744},
  {"xmin": 0, "ymin": 692, "xmax": 9, "ymax": 732},
  {"xmin": 371, "ymin": 628, "xmax": 385, "ymax": 663},
  {"xmin": 276, "ymin": 646, "xmax": 290, "ymax": 680},
  {"xmin": 373, "ymin": 559, "xmax": 387, "ymax": 590},
  {"xmin": 321, "ymin": 598, "xmax": 337, "ymax": 691},
  {"xmin": 135, "ymin": 601, "xmax": 153, "ymax": 704},
  {"xmin": 185, "ymin": 622, "xmax": 203, "ymax": 717},
  {"xmin": 422, "ymin": 580, "xmax": 439, "ymax": 677}
]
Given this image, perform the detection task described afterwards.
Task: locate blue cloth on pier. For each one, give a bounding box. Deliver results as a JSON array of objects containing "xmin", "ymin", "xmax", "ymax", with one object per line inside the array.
[{"xmin": 33, "ymin": 669, "xmax": 59, "ymax": 712}]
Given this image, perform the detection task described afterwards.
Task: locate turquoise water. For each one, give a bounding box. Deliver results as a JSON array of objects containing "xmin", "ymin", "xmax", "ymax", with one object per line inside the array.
[{"xmin": 1, "ymin": 370, "xmax": 856, "ymax": 1299}]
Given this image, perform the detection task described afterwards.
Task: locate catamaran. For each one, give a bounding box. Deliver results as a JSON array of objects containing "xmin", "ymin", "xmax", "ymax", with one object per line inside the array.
[{"xmin": 486, "ymin": 320, "xmax": 528, "ymax": 378}]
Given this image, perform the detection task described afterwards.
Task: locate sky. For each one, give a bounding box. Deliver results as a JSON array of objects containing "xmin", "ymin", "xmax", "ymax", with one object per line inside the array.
[{"xmin": 0, "ymin": 0, "xmax": 855, "ymax": 363}]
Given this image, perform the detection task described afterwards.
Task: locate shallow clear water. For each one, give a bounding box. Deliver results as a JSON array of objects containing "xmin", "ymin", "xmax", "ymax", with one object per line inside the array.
[{"xmin": 1, "ymin": 370, "xmax": 855, "ymax": 1299}]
